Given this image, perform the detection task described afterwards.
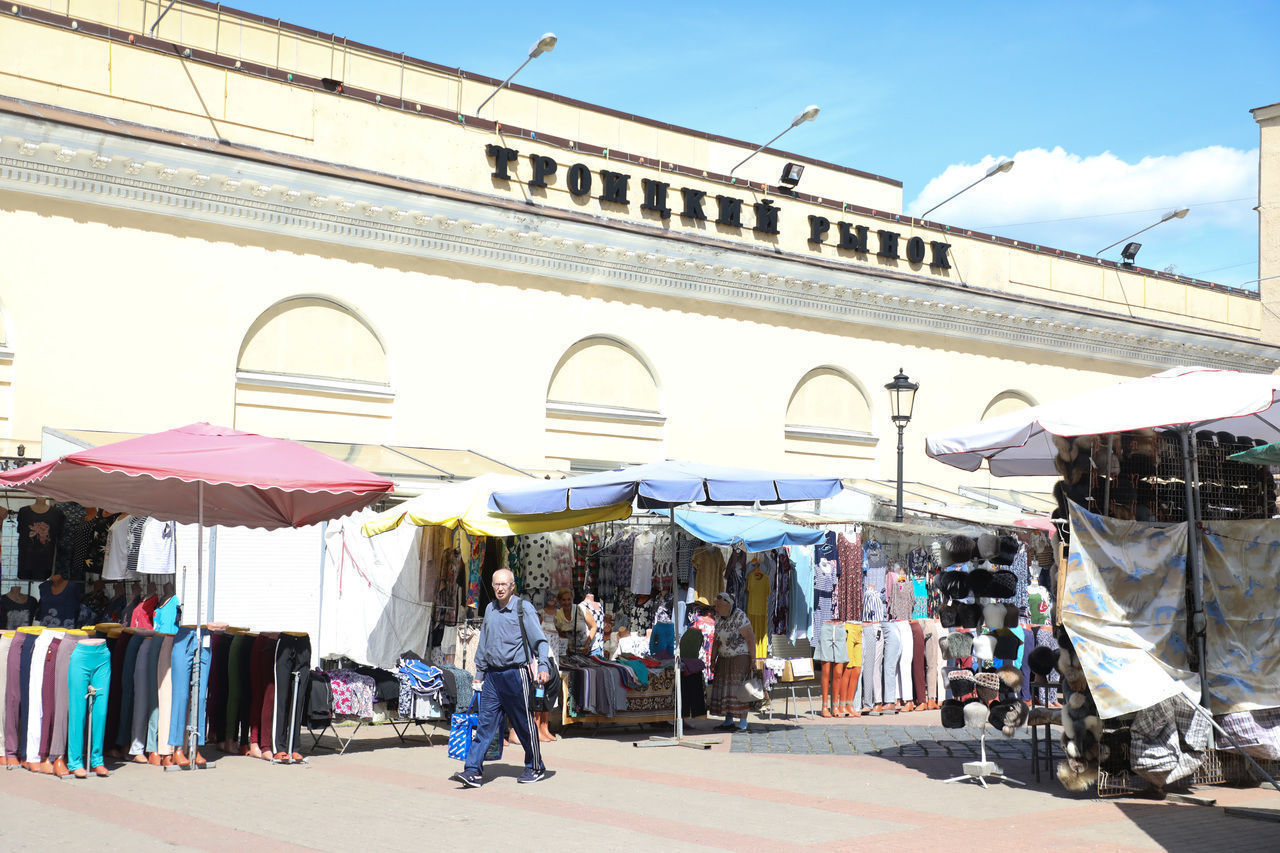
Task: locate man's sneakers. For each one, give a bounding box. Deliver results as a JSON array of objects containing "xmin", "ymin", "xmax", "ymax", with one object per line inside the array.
[
  {"xmin": 517, "ymin": 767, "xmax": 547, "ymax": 784},
  {"xmin": 453, "ymin": 770, "xmax": 483, "ymax": 788}
]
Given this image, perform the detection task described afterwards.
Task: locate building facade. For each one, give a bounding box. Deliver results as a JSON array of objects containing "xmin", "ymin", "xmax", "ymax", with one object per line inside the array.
[{"xmin": 0, "ymin": 0, "xmax": 1276, "ymax": 495}]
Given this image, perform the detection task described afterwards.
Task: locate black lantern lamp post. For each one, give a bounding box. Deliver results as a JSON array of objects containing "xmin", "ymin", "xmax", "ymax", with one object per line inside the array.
[{"xmin": 885, "ymin": 369, "xmax": 919, "ymax": 523}]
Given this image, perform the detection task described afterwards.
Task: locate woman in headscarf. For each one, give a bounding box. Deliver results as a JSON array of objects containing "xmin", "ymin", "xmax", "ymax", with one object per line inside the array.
[{"xmin": 706, "ymin": 591, "xmax": 758, "ymax": 732}]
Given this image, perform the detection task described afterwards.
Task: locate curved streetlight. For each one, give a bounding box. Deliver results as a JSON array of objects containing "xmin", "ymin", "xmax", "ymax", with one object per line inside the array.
[
  {"xmin": 885, "ymin": 369, "xmax": 920, "ymax": 523},
  {"xmin": 728, "ymin": 105, "xmax": 820, "ymax": 178},
  {"xmin": 1097, "ymin": 208, "xmax": 1190, "ymax": 257},
  {"xmin": 919, "ymin": 159, "xmax": 1014, "ymax": 220},
  {"xmin": 476, "ymin": 32, "xmax": 558, "ymax": 116}
]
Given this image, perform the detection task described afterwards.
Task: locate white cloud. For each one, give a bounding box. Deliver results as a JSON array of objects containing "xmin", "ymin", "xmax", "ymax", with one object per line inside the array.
[{"xmin": 906, "ymin": 146, "xmax": 1258, "ymax": 259}]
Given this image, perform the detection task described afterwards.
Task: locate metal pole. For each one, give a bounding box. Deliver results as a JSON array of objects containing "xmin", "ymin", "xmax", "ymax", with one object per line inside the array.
[
  {"xmin": 895, "ymin": 423, "xmax": 906, "ymax": 523},
  {"xmin": 1178, "ymin": 427, "xmax": 1211, "ymax": 709},
  {"xmin": 671, "ymin": 507, "xmax": 683, "ymax": 739},
  {"xmin": 475, "ymin": 55, "xmax": 533, "ymax": 116},
  {"xmin": 287, "ymin": 670, "xmax": 301, "ymax": 761},
  {"xmin": 187, "ymin": 481, "xmax": 204, "ymax": 766}
]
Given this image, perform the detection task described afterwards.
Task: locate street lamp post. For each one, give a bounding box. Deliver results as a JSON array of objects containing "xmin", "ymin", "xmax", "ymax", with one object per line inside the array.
[
  {"xmin": 885, "ymin": 369, "xmax": 919, "ymax": 523},
  {"xmin": 920, "ymin": 159, "xmax": 1014, "ymax": 220},
  {"xmin": 475, "ymin": 32, "xmax": 559, "ymax": 116},
  {"xmin": 728, "ymin": 105, "xmax": 820, "ymax": 179}
]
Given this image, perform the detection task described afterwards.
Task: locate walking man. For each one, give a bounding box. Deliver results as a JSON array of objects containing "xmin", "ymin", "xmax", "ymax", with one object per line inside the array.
[{"xmin": 454, "ymin": 569, "xmax": 550, "ymax": 787}]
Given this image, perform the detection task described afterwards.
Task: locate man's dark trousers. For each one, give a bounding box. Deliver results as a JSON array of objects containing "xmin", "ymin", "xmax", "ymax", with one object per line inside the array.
[{"xmin": 464, "ymin": 666, "xmax": 543, "ymax": 774}]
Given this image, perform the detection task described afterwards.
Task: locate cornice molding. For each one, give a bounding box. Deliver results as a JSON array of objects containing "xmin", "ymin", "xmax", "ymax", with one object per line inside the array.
[
  {"xmin": 1, "ymin": 118, "xmax": 1276, "ymax": 374},
  {"xmin": 234, "ymin": 370, "xmax": 395, "ymax": 400},
  {"xmin": 785, "ymin": 425, "xmax": 879, "ymax": 446},
  {"xmin": 546, "ymin": 401, "xmax": 666, "ymax": 425}
]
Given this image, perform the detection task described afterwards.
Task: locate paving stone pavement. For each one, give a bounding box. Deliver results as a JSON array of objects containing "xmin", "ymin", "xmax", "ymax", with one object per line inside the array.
[{"xmin": 730, "ymin": 723, "xmax": 1066, "ymax": 759}]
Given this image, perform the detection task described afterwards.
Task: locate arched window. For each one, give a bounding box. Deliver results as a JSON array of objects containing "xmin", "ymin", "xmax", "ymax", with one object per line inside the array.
[
  {"xmin": 544, "ymin": 337, "xmax": 663, "ymax": 470},
  {"xmin": 981, "ymin": 390, "xmax": 1036, "ymax": 421},
  {"xmin": 783, "ymin": 367, "xmax": 876, "ymax": 474},
  {"xmin": 234, "ymin": 297, "xmax": 393, "ymax": 442}
]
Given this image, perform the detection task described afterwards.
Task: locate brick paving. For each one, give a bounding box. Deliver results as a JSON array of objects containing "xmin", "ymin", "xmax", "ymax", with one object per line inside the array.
[
  {"xmin": 1, "ymin": 719, "xmax": 1277, "ymax": 852},
  {"xmin": 729, "ymin": 722, "xmax": 1066, "ymax": 759}
]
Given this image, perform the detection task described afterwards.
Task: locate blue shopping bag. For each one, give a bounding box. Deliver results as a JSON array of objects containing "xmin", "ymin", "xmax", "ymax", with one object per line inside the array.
[{"xmin": 447, "ymin": 694, "xmax": 503, "ymax": 762}]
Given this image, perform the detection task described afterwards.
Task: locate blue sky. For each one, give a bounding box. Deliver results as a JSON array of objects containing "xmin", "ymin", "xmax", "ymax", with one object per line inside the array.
[{"xmin": 244, "ymin": 1, "xmax": 1278, "ymax": 288}]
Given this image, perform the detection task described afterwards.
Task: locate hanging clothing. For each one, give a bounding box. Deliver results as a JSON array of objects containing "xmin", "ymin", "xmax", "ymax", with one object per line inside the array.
[
  {"xmin": 37, "ymin": 580, "xmax": 83, "ymax": 629},
  {"xmin": 770, "ymin": 548, "xmax": 793, "ymax": 637},
  {"xmin": 17, "ymin": 504, "xmax": 65, "ymax": 581},
  {"xmin": 102, "ymin": 516, "xmax": 143, "ymax": 581},
  {"xmin": 630, "ymin": 531, "xmax": 654, "ymax": 595},
  {"xmin": 811, "ymin": 537, "xmax": 837, "ymax": 644},
  {"xmin": 136, "ymin": 518, "xmax": 177, "ymax": 575},
  {"xmin": 788, "ymin": 545, "xmax": 814, "ymax": 643},
  {"xmin": 745, "ymin": 564, "xmax": 770, "ymax": 659},
  {"xmin": 691, "ymin": 546, "xmax": 726, "ymax": 602},
  {"xmin": 464, "ymin": 534, "xmax": 486, "ymax": 612},
  {"xmin": 53, "ymin": 502, "xmax": 92, "ymax": 581},
  {"xmin": 579, "ymin": 599, "xmax": 605, "ymax": 656},
  {"xmin": 724, "ymin": 549, "xmax": 747, "ymax": 612},
  {"xmin": 834, "ymin": 533, "xmax": 863, "ymax": 622},
  {"xmin": 2, "ymin": 594, "xmax": 37, "ymax": 630}
]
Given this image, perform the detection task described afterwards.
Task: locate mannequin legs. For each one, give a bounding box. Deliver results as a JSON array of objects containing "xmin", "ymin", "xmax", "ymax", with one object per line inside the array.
[{"xmin": 819, "ymin": 661, "xmax": 834, "ymax": 717}]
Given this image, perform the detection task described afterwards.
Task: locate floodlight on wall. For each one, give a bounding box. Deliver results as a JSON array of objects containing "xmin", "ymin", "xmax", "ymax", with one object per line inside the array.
[
  {"xmin": 780, "ymin": 162, "xmax": 805, "ymax": 187},
  {"xmin": 920, "ymin": 159, "xmax": 1015, "ymax": 219},
  {"xmin": 1098, "ymin": 208, "xmax": 1190, "ymax": 256},
  {"xmin": 475, "ymin": 32, "xmax": 558, "ymax": 116},
  {"xmin": 728, "ymin": 105, "xmax": 820, "ymax": 179},
  {"xmin": 1120, "ymin": 242, "xmax": 1142, "ymax": 265}
]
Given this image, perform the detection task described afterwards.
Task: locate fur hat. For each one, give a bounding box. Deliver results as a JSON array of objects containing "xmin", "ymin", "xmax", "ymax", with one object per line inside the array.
[
  {"xmin": 940, "ymin": 632, "xmax": 973, "ymax": 659},
  {"xmin": 1028, "ymin": 645, "xmax": 1058, "ymax": 677},
  {"xmin": 1057, "ymin": 647, "xmax": 1088, "ymax": 692},
  {"xmin": 948, "ymin": 669, "xmax": 976, "ymax": 699},
  {"xmin": 967, "ymin": 568, "xmax": 994, "ymax": 597},
  {"xmin": 982, "ymin": 602, "xmax": 1008, "ymax": 630},
  {"xmin": 956, "ymin": 603, "xmax": 984, "ymax": 629},
  {"xmin": 992, "ymin": 534, "xmax": 1021, "ymax": 566},
  {"xmin": 975, "ymin": 671, "xmax": 1001, "ymax": 702},
  {"xmin": 938, "ymin": 603, "xmax": 959, "ymax": 628},
  {"xmin": 940, "ymin": 535, "xmax": 976, "ymax": 567},
  {"xmin": 997, "ymin": 700, "xmax": 1029, "ymax": 736},
  {"xmin": 940, "ymin": 698, "xmax": 965, "ymax": 728},
  {"xmin": 993, "ymin": 629, "xmax": 1023, "ymax": 660},
  {"xmin": 972, "ymin": 633, "xmax": 996, "ymax": 660},
  {"xmin": 977, "ymin": 532, "xmax": 1000, "ymax": 561},
  {"xmin": 937, "ymin": 570, "xmax": 971, "ymax": 600},
  {"xmin": 1055, "ymin": 759, "xmax": 1099, "ymax": 792},
  {"xmin": 997, "ymin": 663, "xmax": 1023, "ymax": 694},
  {"xmin": 1005, "ymin": 603, "xmax": 1022, "ymax": 628},
  {"xmin": 1052, "ymin": 434, "xmax": 1076, "ymax": 462},
  {"xmin": 964, "ymin": 699, "xmax": 990, "ymax": 729},
  {"xmin": 987, "ymin": 570, "xmax": 1018, "ymax": 599},
  {"xmin": 1034, "ymin": 539, "xmax": 1055, "ymax": 570}
]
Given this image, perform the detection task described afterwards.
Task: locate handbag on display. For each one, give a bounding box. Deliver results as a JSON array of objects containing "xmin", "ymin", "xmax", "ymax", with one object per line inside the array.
[
  {"xmin": 447, "ymin": 695, "xmax": 503, "ymax": 763},
  {"xmin": 786, "ymin": 658, "xmax": 815, "ymax": 680}
]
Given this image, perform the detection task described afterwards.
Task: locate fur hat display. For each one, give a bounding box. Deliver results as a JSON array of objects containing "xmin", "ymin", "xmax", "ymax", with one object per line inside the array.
[
  {"xmin": 1058, "ymin": 688, "xmax": 1103, "ymax": 791},
  {"xmin": 972, "ymin": 633, "xmax": 996, "ymax": 660},
  {"xmin": 993, "ymin": 629, "xmax": 1023, "ymax": 660},
  {"xmin": 997, "ymin": 663, "xmax": 1023, "ymax": 694},
  {"xmin": 975, "ymin": 671, "xmax": 1001, "ymax": 702},
  {"xmin": 938, "ymin": 603, "xmax": 959, "ymax": 628},
  {"xmin": 992, "ymin": 534, "xmax": 1020, "ymax": 566},
  {"xmin": 1056, "ymin": 759, "xmax": 1100, "ymax": 792},
  {"xmin": 940, "ymin": 698, "xmax": 965, "ymax": 728},
  {"xmin": 941, "ymin": 534, "xmax": 976, "ymax": 567},
  {"xmin": 1005, "ymin": 603, "xmax": 1022, "ymax": 627},
  {"xmin": 967, "ymin": 568, "xmax": 994, "ymax": 597},
  {"xmin": 940, "ymin": 632, "xmax": 973, "ymax": 660},
  {"xmin": 991, "ymin": 700, "xmax": 1029, "ymax": 736},
  {"xmin": 1057, "ymin": 646, "xmax": 1089, "ymax": 693},
  {"xmin": 977, "ymin": 532, "xmax": 1000, "ymax": 561},
  {"xmin": 937, "ymin": 570, "xmax": 971, "ymax": 600},
  {"xmin": 1028, "ymin": 645, "xmax": 1058, "ymax": 677},
  {"xmin": 947, "ymin": 669, "xmax": 976, "ymax": 698},
  {"xmin": 956, "ymin": 603, "xmax": 984, "ymax": 629},
  {"xmin": 987, "ymin": 570, "xmax": 1018, "ymax": 599},
  {"xmin": 982, "ymin": 602, "xmax": 1008, "ymax": 630},
  {"xmin": 964, "ymin": 699, "xmax": 990, "ymax": 729}
]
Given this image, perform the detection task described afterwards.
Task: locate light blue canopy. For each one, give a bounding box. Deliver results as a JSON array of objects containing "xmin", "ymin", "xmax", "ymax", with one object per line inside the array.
[
  {"xmin": 673, "ymin": 510, "xmax": 825, "ymax": 550},
  {"xmin": 488, "ymin": 460, "xmax": 843, "ymax": 514}
]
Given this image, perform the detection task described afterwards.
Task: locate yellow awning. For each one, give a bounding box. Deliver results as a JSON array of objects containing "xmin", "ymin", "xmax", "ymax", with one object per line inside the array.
[{"xmin": 361, "ymin": 473, "xmax": 632, "ymax": 537}]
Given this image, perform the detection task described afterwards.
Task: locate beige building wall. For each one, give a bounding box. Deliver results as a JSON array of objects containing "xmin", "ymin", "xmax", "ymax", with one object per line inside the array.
[
  {"xmin": 0, "ymin": 1, "xmax": 1274, "ymax": 500},
  {"xmin": 1255, "ymin": 102, "xmax": 1280, "ymax": 345}
]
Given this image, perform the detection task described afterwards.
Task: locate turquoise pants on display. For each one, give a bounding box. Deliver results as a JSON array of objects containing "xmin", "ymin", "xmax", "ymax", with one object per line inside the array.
[{"xmin": 67, "ymin": 643, "xmax": 111, "ymax": 772}]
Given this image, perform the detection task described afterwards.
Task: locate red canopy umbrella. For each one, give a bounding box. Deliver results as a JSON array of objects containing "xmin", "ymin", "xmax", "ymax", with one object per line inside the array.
[
  {"xmin": 0, "ymin": 422, "xmax": 394, "ymax": 528},
  {"xmin": 0, "ymin": 422, "xmax": 394, "ymax": 764}
]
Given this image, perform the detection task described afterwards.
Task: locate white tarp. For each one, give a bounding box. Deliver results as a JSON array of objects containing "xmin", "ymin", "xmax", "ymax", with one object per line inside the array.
[
  {"xmin": 1061, "ymin": 503, "xmax": 1199, "ymax": 718},
  {"xmin": 1200, "ymin": 519, "xmax": 1280, "ymax": 713},
  {"xmin": 926, "ymin": 366, "xmax": 1280, "ymax": 476},
  {"xmin": 320, "ymin": 508, "xmax": 429, "ymax": 670}
]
